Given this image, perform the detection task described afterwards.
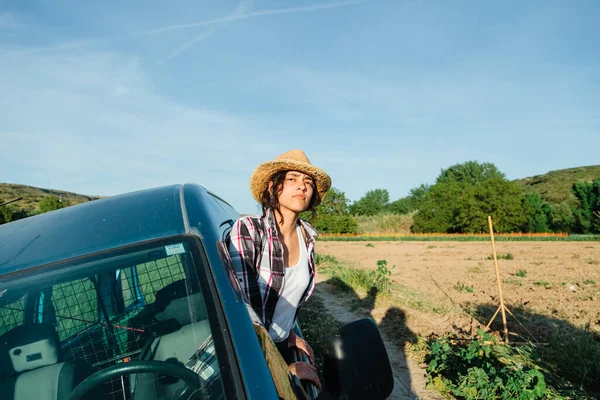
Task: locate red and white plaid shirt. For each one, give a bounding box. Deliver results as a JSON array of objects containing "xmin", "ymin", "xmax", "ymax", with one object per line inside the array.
[{"xmin": 228, "ymin": 208, "xmax": 317, "ymax": 330}]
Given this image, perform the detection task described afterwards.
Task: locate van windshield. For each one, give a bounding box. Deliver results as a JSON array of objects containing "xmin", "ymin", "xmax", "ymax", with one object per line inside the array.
[{"xmin": 0, "ymin": 239, "xmax": 226, "ymax": 400}]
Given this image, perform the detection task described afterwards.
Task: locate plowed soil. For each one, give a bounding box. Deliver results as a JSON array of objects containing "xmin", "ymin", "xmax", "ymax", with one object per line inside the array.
[{"xmin": 316, "ymin": 241, "xmax": 600, "ymax": 339}]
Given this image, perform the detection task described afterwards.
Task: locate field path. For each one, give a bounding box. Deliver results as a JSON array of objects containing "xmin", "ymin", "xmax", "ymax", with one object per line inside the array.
[{"xmin": 314, "ymin": 272, "xmax": 444, "ymax": 400}]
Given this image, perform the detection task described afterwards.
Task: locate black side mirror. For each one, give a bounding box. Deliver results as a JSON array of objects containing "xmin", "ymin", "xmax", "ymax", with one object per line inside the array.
[{"xmin": 318, "ymin": 318, "xmax": 393, "ymax": 400}]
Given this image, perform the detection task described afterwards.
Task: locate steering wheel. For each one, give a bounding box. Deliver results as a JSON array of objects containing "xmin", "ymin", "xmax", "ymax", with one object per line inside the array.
[{"xmin": 68, "ymin": 360, "xmax": 204, "ymax": 400}]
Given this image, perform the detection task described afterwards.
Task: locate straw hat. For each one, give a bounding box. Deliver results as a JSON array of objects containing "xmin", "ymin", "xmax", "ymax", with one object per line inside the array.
[{"xmin": 250, "ymin": 150, "xmax": 331, "ymax": 204}]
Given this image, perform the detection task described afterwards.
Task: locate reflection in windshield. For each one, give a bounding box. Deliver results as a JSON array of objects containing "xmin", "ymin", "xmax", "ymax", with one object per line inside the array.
[{"xmin": 0, "ymin": 241, "xmax": 225, "ymax": 400}]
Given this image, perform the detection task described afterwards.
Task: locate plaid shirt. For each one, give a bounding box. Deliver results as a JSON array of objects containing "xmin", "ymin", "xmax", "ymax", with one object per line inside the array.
[
  {"xmin": 228, "ymin": 208, "xmax": 317, "ymax": 331},
  {"xmin": 185, "ymin": 336, "xmax": 219, "ymax": 385}
]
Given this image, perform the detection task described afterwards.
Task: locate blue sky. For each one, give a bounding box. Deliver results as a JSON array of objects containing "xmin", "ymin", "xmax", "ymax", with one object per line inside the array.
[{"xmin": 1, "ymin": 0, "xmax": 599, "ymax": 214}]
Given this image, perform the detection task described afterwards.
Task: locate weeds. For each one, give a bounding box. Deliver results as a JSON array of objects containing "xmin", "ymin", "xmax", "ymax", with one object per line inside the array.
[
  {"xmin": 454, "ymin": 282, "xmax": 474, "ymax": 293},
  {"xmin": 365, "ymin": 243, "xmax": 374, "ymax": 248},
  {"xmin": 587, "ymin": 259, "xmax": 598, "ymax": 265},
  {"xmin": 515, "ymin": 269, "xmax": 528, "ymax": 278},
  {"xmin": 544, "ymin": 328, "xmax": 600, "ymax": 394},
  {"xmin": 316, "ymin": 254, "xmax": 394, "ymax": 296},
  {"xmin": 369, "ymin": 260, "xmax": 394, "ymax": 295},
  {"xmin": 533, "ymin": 281, "xmax": 552, "ymax": 289},
  {"xmin": 425, "ymin": 330, "xmax": 548, "ymax": 399},
  {"xmin": 297, "ymin": 294, "xmax": 342, "ymax": 380},
  {"xmin": 315, "ymin": 254, "xmax": 338, "ymax": 265},
  {"xmin": 427, "ymin": 245, "xmax": 437, "ymax": 249},
  {"xmin": 488, "ymin": 253, "xmax": 514, "ymax": 260},
  {"xmin": 582, "ymin": 279, "xmax": 596, "ymax": 285}
]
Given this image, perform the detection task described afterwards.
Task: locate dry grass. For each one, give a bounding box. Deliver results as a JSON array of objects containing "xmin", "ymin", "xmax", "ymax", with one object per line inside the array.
[{"xmin": 355, "ymin": 212, "xmax": 415, "ymax": 234}]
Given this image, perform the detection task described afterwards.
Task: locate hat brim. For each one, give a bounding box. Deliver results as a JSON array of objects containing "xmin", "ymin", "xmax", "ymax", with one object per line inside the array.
[{"xmin": 250, "ymin": 159, "xmax": 331, "ymax": 204}]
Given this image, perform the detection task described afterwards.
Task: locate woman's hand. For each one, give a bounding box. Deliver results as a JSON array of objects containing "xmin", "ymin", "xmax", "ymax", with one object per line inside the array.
[
  {"xmin": 289, "ymin": 362, "xmax": 321, "ymax": 388},
  {"xmin": 288, "ymin": 330, "xmax": 315, "ymax": 364}
]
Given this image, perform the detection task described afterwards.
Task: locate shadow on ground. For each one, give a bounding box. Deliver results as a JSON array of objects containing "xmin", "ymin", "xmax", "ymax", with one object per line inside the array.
[{"xmin": 300, "ymin": 277, "xmax": 419, "ymax": 398}]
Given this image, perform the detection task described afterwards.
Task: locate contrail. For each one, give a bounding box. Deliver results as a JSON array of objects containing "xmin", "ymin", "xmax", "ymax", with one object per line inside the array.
[
  {"xmin": 160, "ymin": 30, "xmax": 215, "ymax": 63},
  {"xmin": 145, "ymin": 0, "xmax": 366, "ymax": 35}
]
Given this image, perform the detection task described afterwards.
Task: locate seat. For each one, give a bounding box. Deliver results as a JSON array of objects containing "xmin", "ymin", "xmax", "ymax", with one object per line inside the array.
[
  {"xmin": 0, "ymin": 324, "xmax": 76, "ymax": 400},
  {"xmin": 131, "ymin": 280, "xmax": 214, "ymax": 399}
]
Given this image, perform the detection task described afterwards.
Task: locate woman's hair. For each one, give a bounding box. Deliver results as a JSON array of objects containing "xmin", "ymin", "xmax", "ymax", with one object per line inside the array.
[{"xmin": 261, "ymin": 170, "xmax": 321, "ymax": 222}]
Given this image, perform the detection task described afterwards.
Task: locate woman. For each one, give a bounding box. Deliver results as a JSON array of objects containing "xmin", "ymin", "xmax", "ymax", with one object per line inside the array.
[{"xmin": 229, "ymin": 149, "xmax": 331, "ymax": 388}]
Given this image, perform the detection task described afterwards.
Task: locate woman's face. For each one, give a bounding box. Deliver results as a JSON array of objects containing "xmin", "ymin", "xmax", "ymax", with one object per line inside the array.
[{"xmin": 274, "ymin": 170, "xmax": 314, "ymax": 214}]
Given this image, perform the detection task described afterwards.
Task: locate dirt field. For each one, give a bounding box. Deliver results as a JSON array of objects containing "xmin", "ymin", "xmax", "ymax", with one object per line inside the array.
[{"xmin": 316, "ymin": 241, "xmax": 600, "ymax": 339}]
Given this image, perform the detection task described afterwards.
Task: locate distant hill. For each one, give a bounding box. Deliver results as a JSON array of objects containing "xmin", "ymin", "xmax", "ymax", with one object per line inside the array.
[
  {"xmin": 0, "ymin": 183, "xmax": 100, "ymax": 212},
  {"xmin": 514, "ymin": 165, "xmax": 600, "ymax": 203}
]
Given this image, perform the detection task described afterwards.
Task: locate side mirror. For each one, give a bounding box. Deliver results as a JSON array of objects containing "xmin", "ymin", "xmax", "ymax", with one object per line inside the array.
[{"xmin": 319, "ymin": 318, "xmax": 393, "ymax": 400}]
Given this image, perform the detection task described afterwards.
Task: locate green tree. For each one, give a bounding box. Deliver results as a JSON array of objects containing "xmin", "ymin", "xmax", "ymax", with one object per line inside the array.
[
  {"xmin": 387, "ymin": 184, "xmax": 430, "ymax": 215},
  {"xmin": 548, "ymin": 201, "xmax": 575, "ymax": 233},
  {"xmin": 387, "ymin": 197, "xmax": 414, "ymax": 215},
  {"xmin": 350, "ymin": 189, "xmax": 390, "ymax": 216},
  {"xmin": 0, "ymin": 206, "xmax": 29, "ymax": 224},
  {"xmin": 311, "ymin": 214, "xmax": 358, "ymax": 234},
  {"xmin": 521, "ymin": 192, "xmax": 550, "ymax": 233},
  {"xmin": 39, "ymin": 196, "xmax": 67, "ymax": 213},
  {"xmin": 304, "ymin": 187, "xmax": 358, "ymax": 234},
  {"xmin": 436, "ymin": 161, "xmax": 505, "ymax": 185},
  {"xmin": 316, "ymin": 187, "xmax": 351, "ymax": 216},
  {"xmin": 413, "ymin": 162, "xmax": 526, "ymax": 233},
  {"xmin": 411, "ymin": 182, "xmax": 461, "ymax": 233},
  {"xmin": 571, "ymin": 180, "xmax": 600, "ymax": 234}
]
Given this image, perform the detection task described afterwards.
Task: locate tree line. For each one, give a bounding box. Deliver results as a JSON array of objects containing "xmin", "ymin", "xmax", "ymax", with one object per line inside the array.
[
  {"xmin": 309, "ymin": 161, "xmax": 600, "ymax": 234},
  {"xmin": 2, "ymin": 163, "xmax": 599, "ymax": 235}
]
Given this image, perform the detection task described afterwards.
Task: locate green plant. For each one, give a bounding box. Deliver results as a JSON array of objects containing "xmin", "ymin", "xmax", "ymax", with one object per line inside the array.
[
  {"xmin": 454, "ymin": 282, "xmax": 474, "ymax": 293},
  {"xmin": 533, "ymin": 281, "xmax": 551, "ymax": 289},
  {"xmin": 298, "ymin": 294, "xmax": 342, "ymax": 381},
  {"xmin": 315, "ymin": 254, "xmax": 338, "ymax": 265},
  {"xmin": 426, "ymin": 330, "xmax": 547, "ymax": 399},
  {"xmin": 368, "ymin": 259, "xmax": 394, "ymax": 295},
  {"xmin": 365, "ymin": 243, "xmax": 374, "ymax": 248},
  {"xmin": 587, "ymin": 259, "xmax": 598, "ymax": 265},
  {"xmin": 582, "ymin": 279, "xmax": 596, "ymax": 285},
  {"xmin": 488, "ymin": 253, "xmax": 514, "ymax": 260},
  {"xmin": 503, "ymin": 278, "xmax": 523, "ymax": 286},
  {"xmin": 545, "ymin": 328, "xmax": 600, "ymax": 393},
  {"xmin": 427, "ymin": 245, "xmax": 437, "ymax": 249},
  {"xmin": 515, "ymin": 269, "xmax": 528, "ymax": 278}
]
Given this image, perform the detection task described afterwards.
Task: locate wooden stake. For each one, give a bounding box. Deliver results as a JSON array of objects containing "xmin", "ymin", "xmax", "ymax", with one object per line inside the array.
[{"xmin": 487, "ymin": 216, "xmax": 510, "ymax": 343}]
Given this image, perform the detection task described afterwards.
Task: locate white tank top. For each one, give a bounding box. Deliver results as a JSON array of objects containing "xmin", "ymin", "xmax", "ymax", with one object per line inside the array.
[{"xmin": 268, "ymin": 224, "xmax": 310, "ymax": 342}]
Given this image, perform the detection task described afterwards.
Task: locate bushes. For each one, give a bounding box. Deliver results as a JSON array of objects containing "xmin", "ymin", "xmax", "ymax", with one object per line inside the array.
[
  {"xmin": 306, "ymin": 188, "xmax": 359, "ymax": 234},
  {"xmin": 426, "ymin": 330, "xmax": 548, "ymax": 399},
  {"xmin": 311, "ymin": 214, "xmax": 358, "ymax": 234}
]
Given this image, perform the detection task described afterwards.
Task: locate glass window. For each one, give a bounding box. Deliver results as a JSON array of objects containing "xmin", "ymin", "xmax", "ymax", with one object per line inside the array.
[
  {"xmin": 0, "ymin": 239, "xmax": 228, "ymax": 399},
  {"xmin": 0, "ymin": 294, "xmax": 25, "ymax": 336}
]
